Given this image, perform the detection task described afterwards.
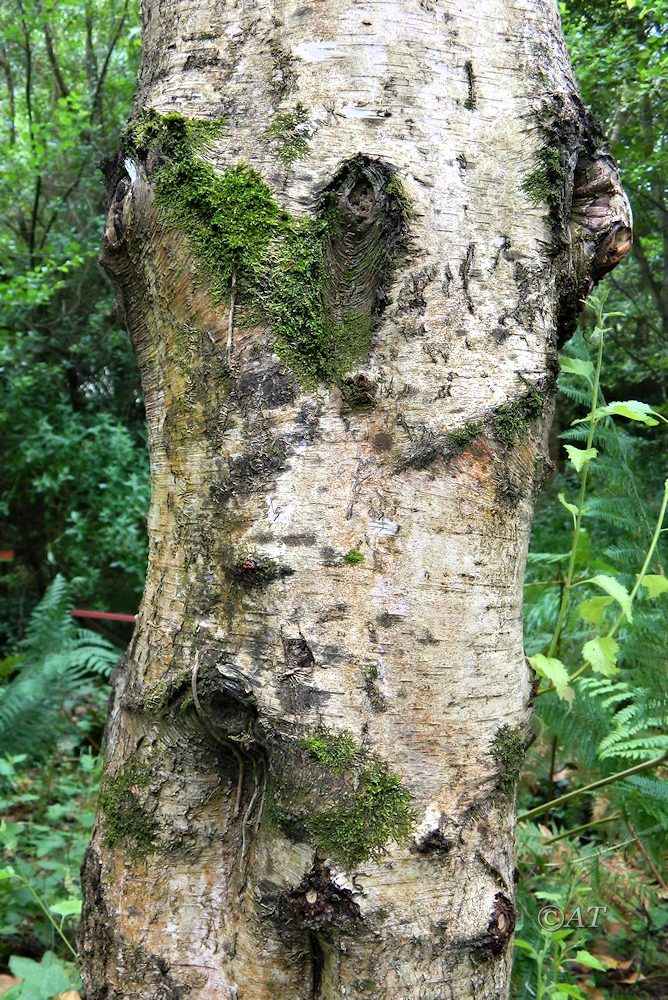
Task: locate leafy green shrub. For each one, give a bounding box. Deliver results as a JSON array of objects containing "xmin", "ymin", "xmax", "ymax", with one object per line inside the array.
[
  {"xmin": 514, "ymin": 296, "xmax": 668, "ymax": 997},
  {"xmin": 0, "ymin": 578, "xmax": 115, "ymax": 979},
  {"xmin": 0, "ymin": 751, "xmax": 98, "ymax": 989},
  {"xmin": 0, "ymin": 0, "xmax": 146, "ymax": 652}
]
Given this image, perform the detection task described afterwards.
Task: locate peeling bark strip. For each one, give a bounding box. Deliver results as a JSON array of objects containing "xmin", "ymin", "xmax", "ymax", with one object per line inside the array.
[{"xmin": 83, "ymin": 2, "xmax": 630, "ymax": 998}]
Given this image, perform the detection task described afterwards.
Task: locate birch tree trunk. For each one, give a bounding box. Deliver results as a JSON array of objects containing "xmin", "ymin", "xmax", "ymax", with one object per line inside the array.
[{"xmin": 81, "ymin": 1, "xmax": 630, "ymax": 997}]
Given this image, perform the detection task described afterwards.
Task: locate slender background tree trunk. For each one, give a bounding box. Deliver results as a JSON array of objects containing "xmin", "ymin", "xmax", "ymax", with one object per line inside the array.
[{"xmin": 81, "ymin": 1, "xmax": 630, "ymax": 996}]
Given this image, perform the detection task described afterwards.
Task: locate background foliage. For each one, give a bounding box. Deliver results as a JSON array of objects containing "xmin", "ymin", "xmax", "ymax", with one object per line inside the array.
[
  {"xmin": 0, "ymin": 0, "xmax": 146, "ymax": 649},
  {"xmin": 512, "ymin": 2, "xmax": 668, "ymax": 996},
  {"xmin": 0, "ymin": 0, "xmax": 665, "ymax": 997}
]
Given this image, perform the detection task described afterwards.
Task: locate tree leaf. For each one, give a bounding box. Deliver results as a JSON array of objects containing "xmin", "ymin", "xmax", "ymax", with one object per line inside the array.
[
  {"xmin": 593, "ymin": 400, "xmax": 660, "ymax": 426},
  {"xmin": 560, "ymin": 357, "xmax": 594, "ymax": 381},
  {"xmin": 550, "ymin": 986, "xmax": 587, "ymax": 999},
  {"xmin": 565, "ymin": 445, "xmax": 598, "ymax": 473},
  {"xmin": 513, "ymin": 938, "xmax": 539, "ymax": 959},
  {"xmin": 571, "ymin": 949, "xmax": 608, "ymax": 971},
  {"xmin": 582, "ymin": 637, "xmax": 620, "ymax": 676},
  {"xmin": 49, "ymin": 898, "xmax": 82, "ymax": 918},
  {"xmin": 8, "ymin": 952, "xmax": 72, "ymax": 1000},
  {"xmin": 578, "ymin": 595, "xmax": 614, "ymax": 627},
  {"xmin": 527, "ymin": 551, "xmax": 569, "ymax": 565},
  {"xmin": 528, "ymin": 654, "xmax": 574, "ymax": 705},
  {"xmin": 640, "ymin": 574, "xmax": 668, "ymax": 599},
  {"xmin": 585, "ymin": 575, "xmax": 633, "ymax": 623},
  {"xmin": 558, "ymin": 492, "xmax": 579, "ymax": 528}
]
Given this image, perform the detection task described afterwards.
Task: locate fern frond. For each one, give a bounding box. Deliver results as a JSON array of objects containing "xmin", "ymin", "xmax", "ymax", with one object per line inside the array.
[
  {"xmin": 19, "ymin": 575, "xmax": 72, "ymax": 659},
  {"xmin": 583, "ymin": 497, "xmax": 639, "ymax": 531},
  {"xmin": 0, "ymin": 577, "xmax": 121, "ymax": 756}
]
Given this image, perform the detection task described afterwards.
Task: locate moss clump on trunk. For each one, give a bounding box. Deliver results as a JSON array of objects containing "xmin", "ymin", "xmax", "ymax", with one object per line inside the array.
[
  {"xmin": 300, "ymin": 728, "xmax": 414, "ymax": 868},
  {"xmin": 491, "ymin": 384, "xmax": 546, "ymax": 450},
  {"xmin": 490, "ymin": 724, "xmax": 526, "ymax": 797},
  {"xmin": 98, "ymin": 757, "xmax": 157, "ymax": 857},
  {"xmin": 266, "ymin": 212, "xmax": 377, "ymax": 386},
  {"xmin": 123, "ymin": 110, "xmax": 410, "ymax": 388},
  {"xmin": 445, "ymin": 420, "xmax": 483, "ymax": 452},
  {"xmin": 265, "ymin": 103, "xmax": 311, "ymax": 164},
  {"xmin": 343, "ymin": 548, "xmax": 365, "ymax": 566},
  {"xmin": 126, "ymin": 111, "xmax": 285, "ymax": 301},
  {"xmin": 302, "ymin": 729, "xmax": 360, "ymax": 773},
  {"xmin": 521, "ymin": 145, "xmax": 565, "ymax": 224}
]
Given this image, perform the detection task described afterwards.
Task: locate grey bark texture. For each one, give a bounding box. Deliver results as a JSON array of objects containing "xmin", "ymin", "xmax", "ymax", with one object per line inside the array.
[{"xmin": 81, "ymin": 1, "xmax": 631, "ymax": 997}]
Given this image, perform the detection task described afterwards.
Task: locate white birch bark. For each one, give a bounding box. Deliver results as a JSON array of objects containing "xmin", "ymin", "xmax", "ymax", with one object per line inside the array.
[{"xmin": 81, "ymin": 1, "xmax": 631, "ymax": 997}]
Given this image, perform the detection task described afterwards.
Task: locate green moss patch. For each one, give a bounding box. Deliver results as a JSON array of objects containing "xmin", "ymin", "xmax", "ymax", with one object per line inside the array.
[
  {"xmin": 521, "ymin": 145, "xmax": 565, "ymax": 223},
  {"xmin": 491, "ymin": 384, "xmax": 545, "ymax": 450},
  {"xmin": 303, "ymin": 729, "xmax": 360, "ymax": 774},
  {"xmin": 266, "ymin": 211, "xmax": 377, "ymax": 386},
  {"xmin": 126, "ymin": 109, "xmax": 227, "ymax": 158},
  {"xmin": 343, "ymin": 548, "xmax": 364, "ymax": 566},
  {"xmin": 99, "ymin": 756, "xmax": 157, "ymax": 857},
  {"xmin": 266, "ymin": 103, "xmax": 310, "ymax": 164},
  {"xmin": 519, "ymin": 97, "xmax": 595, "ymax": 234},
  {"xmin": 300, "ymin": 728, "xmax": 414, "ymax": 868},
  {"xmin": 307, "ymin": 758, "xmax": 413, "ymax": 869},
  {"xmin": 124, "ymin": 110, "xmax": 410, "ymax": 387},
  {"xmin": 395, "ymin": 383, "xmax": 547, "ymax": 471},
  {"xmin": 446, "ymin": 420, "xmax": 483, "ymax": 452},
  {"xmin": 491, "ymin": 724, "xmax": 526, "ymax": 797},
  {"xmin": 384, "ymin": 175, "xmax": 415, "ymax": 220},
  {"xmin": 127, "ymin": 111, "xmax": 285, "ymax": 302}
]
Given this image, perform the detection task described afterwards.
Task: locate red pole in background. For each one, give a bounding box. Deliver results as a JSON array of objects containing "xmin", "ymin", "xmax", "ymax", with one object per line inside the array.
[
  {"xmin": 1, "ymin": 550, "xmax": 136, "ymax": 622},
  {"xmin": 72, "ymin": 610, "xmax": 137, "ymax": 623}
]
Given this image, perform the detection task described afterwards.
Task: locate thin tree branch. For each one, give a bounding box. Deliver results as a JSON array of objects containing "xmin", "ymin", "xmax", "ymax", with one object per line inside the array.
[
  {"xmin": 43, "ymin": 21, "xmax": 70, "ymax": 98},
  {"xmin": 543, "ymin": 812, "xmax": 622, "ymax": 845},
  {"xmin": 37, "ymin": 159, "xmax": 90, "ymax": 251},
  {"xmin": 633, "ymin": 234, "xmax": 663, "ymax": 316},
  {"xmin": 518, "ymin": 753, "xmax": 668, "ymax": 822},
  {"xmin": 0, "ymin": 45, "xmax": 17, "ymax": 144},
  {"xmin": 90, "ymin": 0, "xmax": 129, "ymax": 122}
]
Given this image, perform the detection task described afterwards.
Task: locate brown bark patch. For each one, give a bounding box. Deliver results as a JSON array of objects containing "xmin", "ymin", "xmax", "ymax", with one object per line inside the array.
[
  {"xmin": 415, "ymin": 829, "xmax": 452, "ymax": 854},
  {"xmin": 470, "ymin": 892, "xmax": 517, "ymax": 963},
  {"xmin": 79, "ymin": 846, "xmax": 114, "ymax": 998},
  {"xmin": 279, "ymin": 858, "xmax": 362, "ymax": 931}
]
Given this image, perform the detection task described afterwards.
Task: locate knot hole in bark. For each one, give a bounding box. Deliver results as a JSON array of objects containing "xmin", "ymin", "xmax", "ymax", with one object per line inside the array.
[
  {"xmin": 271, "ymin": 858, "xmax": 361, "ymax": 998},
  {"xmin": 320, "ymin": 155, "xmax": 410, "ymax": 351},
  {"xmin": 190, "ymin": 659, "xmax": 268, "ymax": 841},
  {"xmin": 191, "ymin": 661, "xmax": 260, "ymax": 748},
  {"xmin": 344, "ymin": 177, "xmax": 375, "ymax": 220}
]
